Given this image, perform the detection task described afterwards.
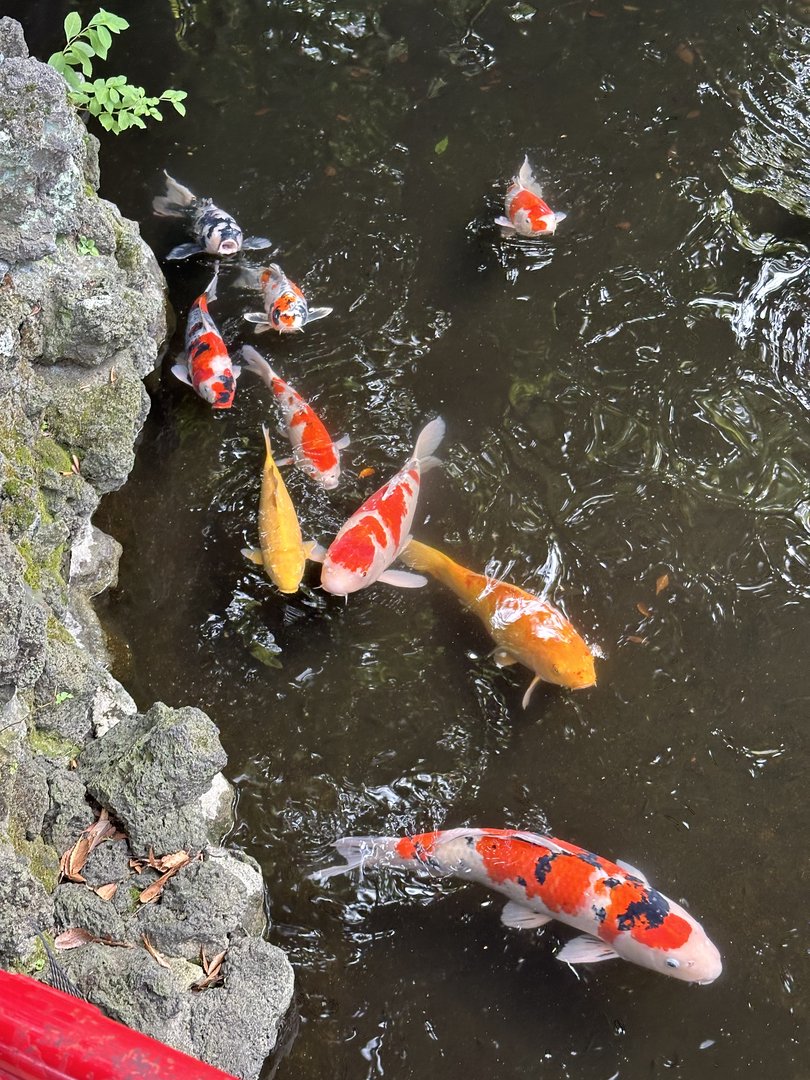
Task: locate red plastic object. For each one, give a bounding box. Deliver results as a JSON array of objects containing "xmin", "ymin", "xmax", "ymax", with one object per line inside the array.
[{"xmin": 0, "ymin": 971, "xmax": 238, "ymax": 1080}]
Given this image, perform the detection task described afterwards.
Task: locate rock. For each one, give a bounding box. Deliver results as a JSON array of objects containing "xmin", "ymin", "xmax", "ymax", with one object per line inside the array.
[
  {"xmin": 0, "ymin": 846, "xmax": 52, "ymax": 967},
  {"xmin": 0, "ymin": 16, "xmax": 27, "ymax": 60},
  {"xmin": 0, "ymin": 533, "xmax": 47, "ymax": 699},
  {"xmin": 123, "ymin": 772, "xmax": 234, "ymax": 856},
  {"xmin": 82, "ymin": 838, "xmax": 132, "ymax": 888},
  {"xmin": 138, "ymin": 851, "xmax": 265, "ymax": 961},
  {"xmin": 190, "ymin": 937, "xmax": 295, "ymax": 1080},
  {"xmin": 54, "ymin": 882, "xmax": 127, "ymax": 942},
  {"xmin": 59, "ymin": 942, "xmax": 196, "ymax": 1051},
  {"xmin": 79, "ymin": 703, "xmax": 228, "ymax": 854},
  {"xmin": 10, "ymin": 750, "xmax": 49, "ymax": 841},
  {"xmin": 41, "ymin": 766, "xmax": 94, "ymax": 853},
  {"xmin": 69, "ymin": 522, "xmax": 122, "ymax": 597}
]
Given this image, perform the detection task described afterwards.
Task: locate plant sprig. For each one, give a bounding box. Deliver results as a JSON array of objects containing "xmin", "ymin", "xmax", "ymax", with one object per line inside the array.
[{"xmin": 47, "ymin": 9, "xmax": 187, "ymax": 136}]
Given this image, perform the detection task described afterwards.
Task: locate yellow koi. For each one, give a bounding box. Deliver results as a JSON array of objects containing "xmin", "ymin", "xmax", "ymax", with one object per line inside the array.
[
  {"xmin": 401, "ymin": 540, "xmax": 596, "ymax": 707},
  {"xmin": 242, "ymin": 424, "xmax": 307, "ymax": 594}
]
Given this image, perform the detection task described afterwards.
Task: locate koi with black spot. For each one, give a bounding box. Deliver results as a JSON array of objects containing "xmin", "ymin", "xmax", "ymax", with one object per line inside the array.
[
  {"xmin": 312, "ymin": 827, "xmax": 722, "ymax": 984},
  {"xmin": 243, "ymin": 264, "xmax": 332, "ymax": 335},
  {"xmin": 172, "ymin": 265, "xmax": 240, "ymax": 409},
  {"xmin": 153, "ymin": 170, "xmax": 271, "ymax": 260}
]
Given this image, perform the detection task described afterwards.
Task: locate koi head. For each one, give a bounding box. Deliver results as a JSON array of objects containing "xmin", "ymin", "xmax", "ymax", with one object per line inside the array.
[
  {"xmin": 616, "ymin": 900, "xmax": 723, "ymax": 984},
  {"xmin": 511, "ymin": 205, "xmax": 563, "ymax": 237},
  {"xmin": 207, "ymin": 221, "xmax": 243, "ymax": 256},
  {"xmin": 317, "ymin": 465, "xmax": 341, "ymax": 490},
  {"xmin": 270, "ymin": 293, "xmax": 308, "ymax": 333},
  {"xmin": 493, "ymin": 596, "xmax": 597, "ymax": 689},
  {"xmin": 320, "ymin": 559, "xmax": 365, "ymax": 596},
  {"xmin": 201, "ymin": 372, "xmax": 236, "ymax": 409}
]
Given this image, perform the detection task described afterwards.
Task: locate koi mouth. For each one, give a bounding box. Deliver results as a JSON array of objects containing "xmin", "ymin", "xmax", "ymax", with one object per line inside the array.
[{"xmin": 218, "ymin": 240, "xmax": 239, "ymax": 255}]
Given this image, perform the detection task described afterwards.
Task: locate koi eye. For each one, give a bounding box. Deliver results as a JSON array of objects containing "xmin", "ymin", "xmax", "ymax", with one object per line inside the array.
[{"xmin": 666, "ymin": 958, "xmax": 680, "ymax": 969}]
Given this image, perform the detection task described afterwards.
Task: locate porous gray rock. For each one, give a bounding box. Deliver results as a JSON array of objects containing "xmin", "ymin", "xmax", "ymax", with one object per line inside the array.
[
  {"xmin": 41, "ymin": 766, "xmax": 94, "ymax": 853},
  {"xmin": 0, "ymin": 15, "xmax": 27, "ymax": 60},
  {"xmin": 138, "ymin": 851, "xmax": 266, "ymax": 961},
  {"xmin": 190, "ymin": 937, "xmax": 295, "ymax": 1080},
  {"xmin": 0, "ymin": 534, "xmax": 47, "ymax": 700},
  {"xmin": 54, "ymin": 882, "xmax": 128, "ymax": 942},
  {"xmin": 81, "ymin": 837, "xmax": 132, "ymax": 888},
  {"xmin": 79, "ymin": 703, "xmax": 229, "ymax": 854},
  {"xmin": 0, "ymin": 846, "xmax": 52, "ymax": 967},
  {"xmin": 69, "ymin": 522, "xmax": 122, "ymax": 597}
]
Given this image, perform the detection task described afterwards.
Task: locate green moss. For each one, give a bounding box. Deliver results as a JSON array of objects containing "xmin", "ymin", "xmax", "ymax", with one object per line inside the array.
[
  {"xmin": 7, "ymin": 820, "xmax": 60, "ymax": 895},
  {"xmin": 28, "ymin": 726, "xmax": 81, "ymax": 760},
  {"xmin": 46, "ymin": 615, "xmax": 75, "ymax": 646},
  {"xmin": 32, "ymin": 435, "xmax": 74, "ymax": 476},
  {"xmin": 9, "ymin": 933, "xmax": 47, "ymax": 977}
]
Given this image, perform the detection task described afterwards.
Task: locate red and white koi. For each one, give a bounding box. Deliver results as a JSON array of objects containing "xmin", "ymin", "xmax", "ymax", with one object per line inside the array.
[
  {"xmin": 240, "ymin": 346, "xmax": 349, "ymax": 490},
  {"xmin": 314, "ymin": 828, "xmax": 722, "ymax": 984},
  {"xmin": 315, "ymin": 418, "xmax": 445, "ymax": 595},
  {"xmin": 243, "ymin": 264, "xmax": 332, "ymax": 334},
  {"xmin": 172, "ymin": 265, "xmax": 240, "ymax": 408},
  {"xmin": 153, "ymin": 170, "xmax": 271, "ymax": 261},
  {"xmin": 495, "ymin": 156, "xmax": 566, "ymax": 237}
]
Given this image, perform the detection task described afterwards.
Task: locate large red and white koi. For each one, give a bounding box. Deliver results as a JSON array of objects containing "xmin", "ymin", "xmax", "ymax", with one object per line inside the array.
[
  {"xmin": 495, "ymin": 156, "xmax": 567, "ymax": 237},
  {"xmin": 172, "ymin": 265, "xmax": 240, "ymax": 408},
  {"xmin": 317, "ymin": 418, "xmax": 445, "ymax": 595},
  {"xmin": 314, "ymin": 828, "xmax": 722, "ymax": 984},
  {"xmin": 243, "ymin": 264, "xmax": 332, "ymax": 334},
  {"xmin": 240, "ymin": 346, "xmax": 349, "ymax": 490}
]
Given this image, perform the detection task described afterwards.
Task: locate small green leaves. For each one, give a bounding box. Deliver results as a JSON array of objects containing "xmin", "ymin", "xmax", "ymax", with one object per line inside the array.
[
  {"xmin": 54, "ymin": 690, "xmax": 75, "ymax": 705},
  {"xmin": 63, "ymin": 12, "xmax": 82, "ymax": 41},
  {"xmin": 47, "ymin": 9, "xmax": 187, "ymax": 137},
  {"xmin": 435, "ymin": 135, "xmax": 449, "ymax": 155}
]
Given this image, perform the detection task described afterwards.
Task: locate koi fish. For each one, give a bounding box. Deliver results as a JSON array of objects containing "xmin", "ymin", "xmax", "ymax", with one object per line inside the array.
[
  {"xmin": 495, "ymin": 156, "xmax": 566, "ymax": 237},
  {"xmin": 400, "ymin": 540, "xmax": 595, "ymax": 706},
  {"xmin": 153, "ymin": 170, "xmax": 271, "ymax": 260},
  {"xmin": 313, "ymin": 828, "xmax": 723, "ymax": 984},
  {"xmin": 315, "ymin": 418, "xmax": 445, "ymax": 595},
  {"xmin": 240, "ymin": 346, "xmax": 349, "ymax": 490},
  {"xmin": 243, "ymin": 264, "xmax": 332, "ymax": 334},
  {"xmin": 242, "ymin": 424, "xmax": 310, "ymax": 593},
  {"xmin": 171, "ymin": 264, "xmax": 240, "ymax": 408}
]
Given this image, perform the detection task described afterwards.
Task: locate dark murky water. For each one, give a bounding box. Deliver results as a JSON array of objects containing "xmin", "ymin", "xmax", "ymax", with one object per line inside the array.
[{"xmin": 14, "ymin": 1, "xmax": 810, "ymax": 1076}]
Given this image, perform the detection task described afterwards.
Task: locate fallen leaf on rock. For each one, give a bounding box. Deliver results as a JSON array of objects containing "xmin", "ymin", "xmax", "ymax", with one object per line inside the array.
[
  {"xmin": 192, "ymin": 947, "xmax": 227, "ymax": 991},
  {"xmin": 55, "ymin": 927, "xmax": 133, "ymax": 951},
  {"xmin": 656, "ymin": 573, "xmax": 670, "ymax": 594},
  {"xmin": 60, "ymin": 809, "xmax": 125, "ymax": 884},
  {"xmin": 138, "ymin": 852, "xmax": 195, "ymax": 905},
  {"xmin": 142, "ymin": 934, "xmax": 172, "ymax": 971},
  {"xmin": 94, "ymin": 883, "xmax": 118, "ymax": 901}
]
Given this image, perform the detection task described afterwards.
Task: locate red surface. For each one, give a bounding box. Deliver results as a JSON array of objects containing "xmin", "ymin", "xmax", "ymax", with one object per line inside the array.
[{"xmin": 0, "ymin": 972, "xmax": 237, "ymax": 1080}]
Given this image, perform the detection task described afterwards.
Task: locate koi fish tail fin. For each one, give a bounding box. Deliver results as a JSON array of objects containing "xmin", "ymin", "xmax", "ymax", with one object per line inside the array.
[
  {"xmin": 309, "ymin": 836, "xmax": 397, "ymax": 883},
  {"xmin": 152, "ymin": 170, "xmax": 197, "ymax": 216},
  {"xmin": 241, "ymin": 344, "xmax": 277, "ymax": 387},
  {"xmin": 400, "ymin": 539, "xmax": 442, "ymax": 576},
  {"xmin": 517, "ymin": 155, "xmax": 540, "ymax": 192},
  {"xmin": 413, "ymin": 416, "xmax": 446, "ymax": 467},
  {"xmin": 261, "ymin": 422, "xmax": 274, "ymax": 458}
]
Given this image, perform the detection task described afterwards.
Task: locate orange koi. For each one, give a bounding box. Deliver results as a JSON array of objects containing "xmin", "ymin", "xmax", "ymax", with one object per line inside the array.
[
  {"xmin": 495, "ymin": 156, "xmax": 566, "ymax": 237},
  {"xmin": 400, "ymin": 540, "xmax": 595, "ymax": 706},
  {"xmin": 243, "ymin": 264, "xmax": 332, "ymax": 334}
]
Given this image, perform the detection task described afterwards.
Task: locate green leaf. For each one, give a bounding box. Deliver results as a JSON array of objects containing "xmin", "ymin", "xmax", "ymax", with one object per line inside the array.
[
  {"xmin": 131, "ymin": 114, "xmax": 146, "ymax": 129},
  {"xmin": 98, "ymin": 111, "xmax": 116, "ymax": 131},
  {"xmin": 86, "ymin": 29, "xmax": 108, "ymax": 60},
  {"xmin": 109, "ymin": 75, "xmax": 127, "ymax": 86},
  {"xmin": 47, "ymin": 51, "xmax": 67, "ymax": 73},
  {"xmin": 108, "ymin": 87, "xmax": 120, "ymax": 104},
  {"xmin": 64, "ymin": 12, "xmax": 82, "ymax": 42},
  {"xmin": 117, "ymin": 112, "xmax": 131, "ymax": 130},
  {"xmin": 434, "ymin": 135, "xmax": 449, "ymax": 155},
  {"xmin": 70, "ymin": 40, "xmax": 95, "ymax": 60},
  {"xmin": 97, "ymin": 24, "xmax": 112, "ymax": 50},
  {"xmin": 62, "ymin": 66, "xmax": 84, "ymax": 91},
  {"xmin": 55, "ymin": 690, "xmax": 75, "ymax": 705},
  {"xmin": 149, "ymin": 108, "xmax": 163, "ymax": 120},
  {"xmin": 86, "ymin": 98, "xmax": 102, "ymax": 115},
  {"xmin": 171, "ymin": 100, "xmax": 186, "ymax": 116},
  {"xmin": 98, "ymin": 9, "xmax": 129, "ymax": 32}
]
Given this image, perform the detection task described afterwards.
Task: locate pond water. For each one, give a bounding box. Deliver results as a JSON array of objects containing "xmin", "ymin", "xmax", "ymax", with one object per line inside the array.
[{"xmin": 14, "ymin": 1, "xmax": 810, "ymax": 1077}]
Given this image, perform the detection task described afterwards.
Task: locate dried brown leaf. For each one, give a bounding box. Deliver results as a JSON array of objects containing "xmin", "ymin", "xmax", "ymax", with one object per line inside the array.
[
  {"xmin": 94, "ymin": 883, "xmax": 118, "ymax": 901},
  {"xmin": 676, "ymin": 42, "xmax": 696, "ymax": 65},
  {"xmin": 193, "ymin": 947, "xmax": 227, "ymax": 990},
  {"xmin": 588, "ymin": 8, "xmax": 607, "ymax": 16},
  {"xmin": 142, "ymin": 934, "xmax": 172, "ymax": 970},
  {"xmin": 627, "ymin": 635, "xmax": 647, "ymax": 645},
  {"xmin": 154, "ymin": 850, "xmax": 192, "ymax": 872},
  {"xmin": 138, "ymin": 857, "xmax": 192, "ymax": 905},
  {"xmin": 656, "ymin": 573, "xmax": 670, "ymax": 595},
  {"xmin": 324, "ymin": 164, "xmax": 337, "ymax": 177},
  {"xmin": 636, "ymin": 602, "xmax": 652, "ymax": 618},
  {"xmin": 615, "ymin": 221, "xmax": 632, "ymax": 231},
  {"xmin": 54, "ymin": 927, "xmax": 95, "ymax": 950}
]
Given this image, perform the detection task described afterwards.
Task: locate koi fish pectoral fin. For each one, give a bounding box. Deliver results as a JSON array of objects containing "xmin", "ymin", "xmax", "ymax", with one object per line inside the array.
[
  {"xmin": 241, "ymin": 547, "xmax": 264, "ymax": 566},
  {"xmin": 554, "ymin": 212, "xmax": 568, "ymax": 224},
  {"xmin": 165, "ymin": 241, "xmax": 204, "ymax": 261},
  {"xmin": 305, "ymin": 306, "xmax": 333, "ymax": 324},
  {"xmin": 501, "ymin": 902, "xmax": 553, "ymax": 930},
  {"xmin": 377, "ymin": 569, "xmax": 428, "ymax": 589},
  {"xmin": 241, "ymin": 236, "xmax": 273, "ymax": 251},
  {"xmin": 231, "ymin": 364, "xmax": 241, "ymax": 379},
  {"xmin": 274, "ymin": 456, "xmax": 294, "ymax": 467},
  {"xmin": 334, "ymin": 434, "xmax": 351, "ymax": 451},
  {"xmin": 616, "ymin": 858, "xmax": 650, "ymax": 886},
  {"xmin": 304, "ymin": 541, "xmax": 327, "ymax": 564},
  {"xmin": 494, "ymin": 215, "xmax": 514, "ymax": 229},
  {"xmin": 492, "ymin": 647, "xmax": 518, "ymax": 668},
  {"xmin": 556, "ymin": 935, "xmax": 620, "ymax": 965},
  {"xmin": 521, "ymin": 674, "xmax": 543, "ymax": 709},
  {"xmin": 171, "ymin": 362, "xmax": 192, "ymax": 386},
  {"xmin": 244, "ymin": 312, "xmax": 270, "ymax": 324}
]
